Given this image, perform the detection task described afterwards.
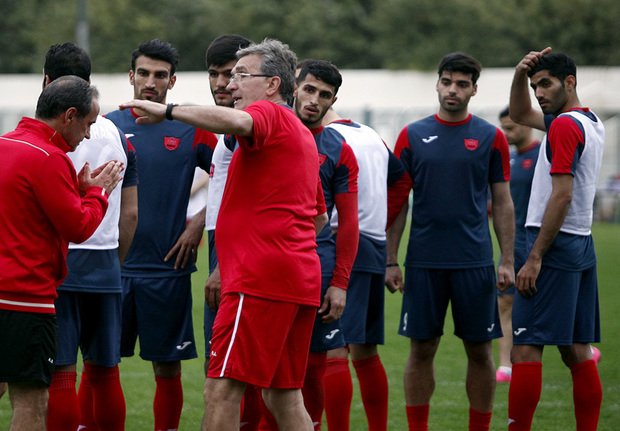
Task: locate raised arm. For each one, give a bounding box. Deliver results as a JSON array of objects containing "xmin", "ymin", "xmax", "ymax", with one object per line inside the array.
[{"xmin": 509, "ymin": 47, "xmax": 552, "ymax": 131}]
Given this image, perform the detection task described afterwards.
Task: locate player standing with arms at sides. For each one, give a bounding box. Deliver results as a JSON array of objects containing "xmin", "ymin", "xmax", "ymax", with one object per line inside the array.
[
  {"xmin": 42, "ymin": 42, "xmax": 138, "ymax": 431},
  {"xmin": 494, "ymin": 106, "xmax": 540, "ymax": 384},
  {"xmin": 202, "ymin": 34, "xmax": 265, "ymax": 431},
  {"xmin": 119, "ymin": 38, "xmax": 328, "ymax": 431},
  {"xmin": 0, "ymin": 76, "xmax": 123, "ymax": 431},
  {"xmin": 507, "ymin": 48, "xmax": 604, "ymax": 431},
  {"xmin": 106, "ymin": 39, "xmax": 217, "ymax": 431},
  {"xmin": 385, "ymin": 52, "xmax": 515, "ymax": 431},
  {"xmin": 322, "ymin": 111, "xmax": 405, "ymax": 431}
]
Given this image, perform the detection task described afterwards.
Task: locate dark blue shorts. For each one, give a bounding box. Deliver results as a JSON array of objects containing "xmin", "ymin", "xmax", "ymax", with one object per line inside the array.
[
  {"xmin": 340, "ymin": 271, "xmax": 385, "ymax": 345},
  {"xmin": 121, "ymin": 275, "xmax": 197, "ymax": 361},
  {"xmin": 309, "ymin": 276, "xmax": 346, "ymax": 352},
  {"xmin": 512, "ymin": 265, "xmax": 600, "ymax": 345},
  {"xmin": 55, "ymin": 290, "xmax": 122, "ymax": 367},
  {"xmin": 0, "ymin": 309, "xmax": 57, "ymax": 386},
  {"xmin": 399, "ymin": 266, "xmax": 501, "ymax": 341}
]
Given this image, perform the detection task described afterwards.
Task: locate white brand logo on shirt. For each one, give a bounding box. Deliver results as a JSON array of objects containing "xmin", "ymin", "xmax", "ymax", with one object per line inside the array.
[{"xmin": 422, "ymin": 135, "xmax": 439, "ymax": 143}]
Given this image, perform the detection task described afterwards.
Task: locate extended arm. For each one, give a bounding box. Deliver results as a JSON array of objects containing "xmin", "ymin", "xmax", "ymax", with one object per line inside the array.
[
  {"xmin": 118, "ymin": 100, "xmax": 254, "ymax": 136},
  {"xmin": 490, "ymin": 181, "xmax": 516, "ymax": 292}
]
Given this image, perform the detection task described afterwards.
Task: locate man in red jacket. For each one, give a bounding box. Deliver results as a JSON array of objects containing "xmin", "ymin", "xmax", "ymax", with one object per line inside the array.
[{"xmin": 0, "ymin": 75, "xmax": 123, "ymax": 431}]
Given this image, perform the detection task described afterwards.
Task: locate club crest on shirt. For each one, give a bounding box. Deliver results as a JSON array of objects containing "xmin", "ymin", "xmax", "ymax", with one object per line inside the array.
[
  {"xmin": 464, "ymin": 139, "xmax": 479, "ymax": 150},
  {"xmin": 318, "ymin": 153, "xmax": 327, "ymax": 165},
  {"xmin": 522, "ymin": 159, "xmax": 533, "ymax": 169},
  {"xmin": 164, "ymin": 136, "xmax": 180, "ymax": 150}
]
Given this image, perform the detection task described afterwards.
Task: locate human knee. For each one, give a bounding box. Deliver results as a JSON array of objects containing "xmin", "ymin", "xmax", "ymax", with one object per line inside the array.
[{"xmin": 153, "ymin": 360, "xmax": 181, "ymax": 378}]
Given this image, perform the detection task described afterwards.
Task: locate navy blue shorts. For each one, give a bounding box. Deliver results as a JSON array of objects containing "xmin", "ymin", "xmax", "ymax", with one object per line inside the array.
[
  {"xmin": 340, "ymin": 271, "xmax": 385, "ymax": 345},
  {"xmin": 55, "ymin": 290, "xmax": 122, "ymax": 367},
  {"xmin": 121, "ymin": 275, "xmax": 197, "ymax": 361},
  {"xmin": 512, "ymin": 265, "xmax": 600, "ymax": 346},
  {"xmin": 399, "ymin": 266, "xmax": 501, "ymax": 341},
  {"xmin": 0, "ymin": 309, "xmax": 57, "ymax": 386},
  {"xmin": 309, "ymin": 276, "xmax": 345, "ymax": 352}
]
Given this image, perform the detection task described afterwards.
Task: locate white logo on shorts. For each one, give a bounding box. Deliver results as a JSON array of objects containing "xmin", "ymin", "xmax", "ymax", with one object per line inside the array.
[
  {"xmin": 176, "ymin": 341, "xmax": 193, "ymax": 350},
  {"xmin": 211, "ymin": 351, "xmax": 217, "ymax": 357},
  {"xmin": 513, "ymin": 328, "xmax": 527, "ymax": 336},
  {"xmin": 325, "ymin": 329, "xmax": 340, "ymax": 340},
  {"xmin": 487, "ymin": 323, "xmax": 495, "ymax": 332},
  {"xmin": 403, "ymin": 313, "xmax": 408, "ymax": 332}
]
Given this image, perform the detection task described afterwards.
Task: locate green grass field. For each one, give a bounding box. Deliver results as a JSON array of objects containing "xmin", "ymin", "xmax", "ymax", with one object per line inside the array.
[{"xmin": 1, "ymin": 222, "xmax": 618, "ymax": 430}]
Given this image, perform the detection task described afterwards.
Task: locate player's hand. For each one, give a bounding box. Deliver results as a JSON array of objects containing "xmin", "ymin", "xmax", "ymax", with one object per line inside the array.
[
  {"xmin": 319, "ymin": 286, "xmax": 346, "ymax": 324},
  {"xmin": 385, "ymin": 265, "xmax": 403, "ymax": 293},
  {"xmin": 205, "ymin": 264, "xmax": 221, "ymax": 311},
  {"xmin": 118, "ymin": 100, "xmax": 166, "ymax": 124},
  {"xmin": 516, "ymin": 47, "xmax": 552, "ymax": 74},
  {"xmin": 496, "ymin": 262, "xmax": 515, "ymax": 292},
  {"xmin": 78, "ymin": 160, "xmax": 124, "ymax": 196},
  {"xmin": 515, "ymin": 257, "xmax": 541, "ymax": 297},
  {"xmin": 165, "ymin": 215, "xmax": 204, "ymax": 269}
]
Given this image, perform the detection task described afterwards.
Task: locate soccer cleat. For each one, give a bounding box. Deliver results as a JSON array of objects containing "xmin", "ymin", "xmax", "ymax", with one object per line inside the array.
[
  {"xmin": 496, "ymin": 368, "xmax": 512, "ymax": 383},
  {"xmin": 591, "ymin": 345, "xmax": 601, "ymax": 364}
]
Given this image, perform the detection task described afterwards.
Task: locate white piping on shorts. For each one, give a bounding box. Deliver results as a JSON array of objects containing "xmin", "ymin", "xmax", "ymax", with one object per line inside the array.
[{"xmin": 220, "ymin": 292, "xmax": 244, "ymax": 377}]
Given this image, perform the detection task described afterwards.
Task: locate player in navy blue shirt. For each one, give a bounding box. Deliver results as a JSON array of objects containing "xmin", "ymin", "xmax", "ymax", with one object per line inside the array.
[
  {"xmin": 106, "ymin": 39, "xmax": 217, "ymax": 431},
  {"xmin": 386, "ymin": 52, "xmax": 515, "ymax": 431},
  {"xmin": 495, "ymin": 106, "xmax": 540, "ymax": 384}
]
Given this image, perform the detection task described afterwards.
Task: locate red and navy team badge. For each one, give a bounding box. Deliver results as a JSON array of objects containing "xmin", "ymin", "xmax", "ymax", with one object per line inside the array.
[
  {"xmin": 164, "ymin": 136, "xmax": 180, "ymax": 150},
  {"xmin": 522, "ymin": 159, "xmax": 533, "ymax": 169},
  {"xmin": 318, "ymin": 153, "xmax": 327, "ymax": 165},
  {"xmin": 464, "ymin": 139, "xmax": 479, "ymax": 150}
]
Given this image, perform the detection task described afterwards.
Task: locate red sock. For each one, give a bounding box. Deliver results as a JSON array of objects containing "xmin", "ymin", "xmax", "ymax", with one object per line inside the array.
[
  {"xmin": 301, "ymin": 352, "xmax": 327, "ymax": 430},
  {"xmin": 154, "ymin": 373, "xmax": 183, "ymax": 431},
  {"xmin": 81, "ymin": 363, "xmax": 126, "ymax": 431},
  {"xmin": 47, "ymin": 371, "xmax": 80, "ymax": 431},
  {"xmin": 508, "ymin": 362, "xmax": 542, "ymax": 431},
  {"xmin": 353, "ymin": 355, "xmax": 388, "ymax": 431},
  {"xmin": 240, "ymin": 384, "xmax": 262, "ymax": 431},
  {"xmin": 469, "ymin": 407, "xmax": 492, "ymax": 431},
  {"xmin": 406, "ymin": 404, "xmax": 429, "ymax": 431},
  {"xmin": 571, "ymin": 359, "xmax": 602, "ymax": 431},
  {"xmin": 324, "ymin": 357, "xmax": 353, "ymax": 431},
  {"xmin": 78, "ymin": 370, "xmax": 99, "ymax": 431}
]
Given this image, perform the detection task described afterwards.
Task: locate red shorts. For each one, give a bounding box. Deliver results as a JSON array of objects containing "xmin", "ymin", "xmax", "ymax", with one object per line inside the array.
[{"xmin": 207, "ymin": 292, "xmax": 316, "ymax": 388}]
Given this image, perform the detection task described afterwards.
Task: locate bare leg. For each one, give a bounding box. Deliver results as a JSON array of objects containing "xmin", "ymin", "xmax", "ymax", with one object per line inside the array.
[
  {"xmin": 202, "ymin": 377, "xmax": 245, "ymax": 431},
  {"xmin": 9, "ymin": 381, "xmax": 48, "ymax": 431},
  {"xmin": 262, "ymin": 387, "xmax": 313, "ymax": 431},
  {"xmin": 497, "ymin": 294, "xmax": 514, "ymax": 370},
  {"xmin": 404, "ymin": 337, "xmax": 440, "ymax": 406},
  {"xmin": 463, "ymin": 340, "xmax": 495, "ymax": 411},
  {"xmin": 0, "ymin": 381, "xmax": 7, "ymax": 399}
]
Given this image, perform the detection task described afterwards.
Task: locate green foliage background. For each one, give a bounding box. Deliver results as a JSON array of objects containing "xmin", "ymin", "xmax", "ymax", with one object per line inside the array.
[{"xmin": 1, "ymin": 0, "xmax": 619, "ymax": 74}]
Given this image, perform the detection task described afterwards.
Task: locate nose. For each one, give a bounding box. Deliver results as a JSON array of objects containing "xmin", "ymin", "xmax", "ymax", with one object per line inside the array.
[
  {"xmin": 145, "ymin": 74, "xmax": 156, "ymax": 88},
  {"xmin": 216, "ymin": 74, "xmax": 230, "ymax": 89}
]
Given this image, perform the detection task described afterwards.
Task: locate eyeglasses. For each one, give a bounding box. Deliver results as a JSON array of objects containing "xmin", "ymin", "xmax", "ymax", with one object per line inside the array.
[{"xmin": 230, "ymin": 72, "xmax": 273, "ymax": 82}]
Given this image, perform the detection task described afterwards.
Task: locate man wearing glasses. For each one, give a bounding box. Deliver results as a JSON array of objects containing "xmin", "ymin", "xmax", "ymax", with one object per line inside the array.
[{"xmin": 120, "ymin": 39, "xmax": 327, "ymax": 431}]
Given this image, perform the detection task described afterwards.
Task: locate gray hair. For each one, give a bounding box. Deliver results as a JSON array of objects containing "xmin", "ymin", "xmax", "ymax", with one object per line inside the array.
[{"xmin": 237, "ymin": 38, "xmax": 297, "ymax": 102}]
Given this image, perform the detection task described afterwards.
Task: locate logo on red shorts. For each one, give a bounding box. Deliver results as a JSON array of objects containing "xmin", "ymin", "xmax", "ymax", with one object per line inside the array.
[
  {"xmin": 164, "ymin": 136, "xmax": 180, "ymax": 150},
  {"xmin": 464, "ymin": 139, "xmax": 479, "ymax": 150}
]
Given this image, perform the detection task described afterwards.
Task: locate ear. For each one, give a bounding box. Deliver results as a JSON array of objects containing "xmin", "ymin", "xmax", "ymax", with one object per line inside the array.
[
  {"xmin": 129, "ymin": 70, "xmax": 135, "ymax": 85},
  {"xmin": 62, "ymin": 107, "xmax": 79, "ymax": 125},
  {"xmin": 44, "ymin": 75, "xmax": 52, "ymax": 87},
  {"xmin": 168, "ymin": 75, "xmax": 177, "ymax": 90},
  {"xmin": 265, "ymin": 76, "xmax": 281, "ymax": 97},
  {"xmin": 471, "ymin": 83, "xmax": 478, "ymax": 97},
  {"xmin": 565, "ymin": 75, "xmax": 576, "ymax": 91},
  {"xmin": 331, "ymin": 96, "xmax": 338, "ymax": 107}
]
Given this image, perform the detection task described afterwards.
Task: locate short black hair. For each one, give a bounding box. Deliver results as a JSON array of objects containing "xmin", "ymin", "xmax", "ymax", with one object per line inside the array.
[
  {"xmin": 438, "ymin": 52, "xmax": 482, "ymax": 84},
  {"xmin": 296, "ymin": 59, "xmax": 342, "ymax": 95},
  {"xmin": 131, "ymin": 39, "xmax": 179, "ymax": 75},
  {"xmin": 206, "ymin": 34, "xmax": 252, "ymax": 68},
  {"xmin": 527, "ymin": 52, "xmax": 577, "ymax": 87},
  {"xmin": 499, "ymin": 106, "xmax": 510, "ymax": 120},
  {"xmin": 36, "ymin": 75, "xmax": 98, "ymax": 120},
  {"xmin": 44, "ymin": 42, "xmax": 91, "ymax": 82}
]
